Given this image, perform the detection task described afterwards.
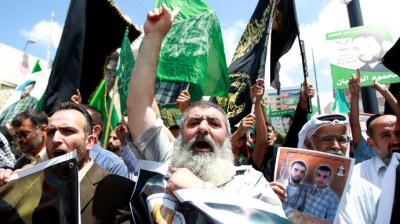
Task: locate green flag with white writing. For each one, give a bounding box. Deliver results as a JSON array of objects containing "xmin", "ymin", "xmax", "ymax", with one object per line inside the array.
[
  {"xmin": 117, "ymin": 28, "xmax": 135, "ymax": 116},
  {"xmin": 154, "ymin": 0, "xmax": 230, "ymax": 101}
]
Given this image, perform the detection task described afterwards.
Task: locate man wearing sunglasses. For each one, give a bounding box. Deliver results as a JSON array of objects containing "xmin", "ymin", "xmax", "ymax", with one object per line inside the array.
[{"xmin": 10, "ymin": 110, "xmax": 48, "ymax": 170}]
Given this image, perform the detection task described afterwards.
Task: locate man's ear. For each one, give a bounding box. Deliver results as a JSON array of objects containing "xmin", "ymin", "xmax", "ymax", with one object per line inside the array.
[
  {"xmin": 93, "ymin": 125, "xmax": 102, "ymax": 138},
  {"xmin": 39, "ymin": 125, "xmax": 47, "ymax": 137},
  {"xmin": 86, "ymin": 134, "xmax": 96, "ymax": 151},
  {"xmin": 367, "ymin": 137, "xmax": 376, "ymax": 150}
]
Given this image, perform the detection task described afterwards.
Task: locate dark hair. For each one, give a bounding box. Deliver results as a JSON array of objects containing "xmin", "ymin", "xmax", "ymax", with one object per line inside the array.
[
  {"xmin": 282, "ymin": 114, "xmax": 293, "ymax": 120},
  {"xmin": 366, "ymin": 114, "xmax": 383, "ymax": 136},
  {"xmin": 169, "ymin": 125, "xmax": 180, "ymax": 131},
  {"xmin": 11, "ymin": 109, "xmax": 48, "ymax": 128},
  {"xmin": 291, "ymin": 160, "xmax": 307, "ymax": 170},
  {"xmin": 26, "ymin": 80, "xmax": 36, "ymax": 86},
  {"xmin": 352, "ymin": 31, "xmax": 384, "ymax": 44},
  {"xmin": 52, "ymin": 102, "xmax": 93, "ymax": 137},
  {"xmin": 316, "ymin": 165, "xmax": 332, "ymax": 177},
  {"xmin": 81, "ymin": 105, "xmax": 104, "ymax": 139}
]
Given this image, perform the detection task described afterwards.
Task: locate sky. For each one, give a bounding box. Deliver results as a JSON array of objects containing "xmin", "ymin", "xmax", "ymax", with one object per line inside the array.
[{"xmin": 1, "ymin": 0, "xmax": 400, "ymax": 112}]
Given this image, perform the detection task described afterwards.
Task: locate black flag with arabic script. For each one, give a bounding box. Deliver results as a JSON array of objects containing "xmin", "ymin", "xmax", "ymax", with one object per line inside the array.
[
  {"xmin": 270, "ymin": 0, "xmax": 300, "ymax": 93},
  {"xmin": 41, "ymin": 0, "xmax": 141, "ymax": 115},
  {"xmin": 210, "ymin": 0, "xmax": 274, "ymax": 126}
]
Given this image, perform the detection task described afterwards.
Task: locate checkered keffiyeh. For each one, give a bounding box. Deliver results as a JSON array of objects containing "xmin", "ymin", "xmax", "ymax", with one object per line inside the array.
[
  {"xmin": 155, "ymin": 81, "xmax": 189, "ymax": 104},
  {"xmin": 0, "ymin": 132, "xmax": 15, "ymax": 168}
]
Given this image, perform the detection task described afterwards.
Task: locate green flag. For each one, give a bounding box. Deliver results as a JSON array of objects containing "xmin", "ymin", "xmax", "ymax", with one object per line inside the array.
[
  {"xmin": 117, "ymin": 28, "xmax": 135, "ymax": 116},
  {"xmin": 332, "ymin": 89, "xmax": 350, "ymax": 114},
  {"xmin": 89, "ymin": 80, "xmax": 120, "ymax": 144},
  {"xmin": 31, "ymin": 60, "xmax": 42, "ymax": 73},
  {"xmin": 154, "ymin": 0, "xmax": 230, "ymax": 101}
]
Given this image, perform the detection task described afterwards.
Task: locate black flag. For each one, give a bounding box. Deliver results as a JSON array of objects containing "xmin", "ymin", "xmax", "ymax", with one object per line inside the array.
[
  {"xmin": 42, "ymin": 0, "xmax": 141, "ymax": 115},
  {"xmin": 270, "ymin": 0, "xmax": 300, "ymax": 93},
  {"xmin": 382, "ymin": 37, "xmax": 400, "ymax": 75},
  {"xmin": 211, "ymin": 0, "xmax": 274, "ymax": 126}
]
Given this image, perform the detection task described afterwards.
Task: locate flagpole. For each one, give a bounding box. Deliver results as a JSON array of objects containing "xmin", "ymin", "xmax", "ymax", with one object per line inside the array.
[
  {"xmin": 311, "ymin": 48, "xmax": 321, "ymax": 114},
  {"xmin": 103, "ymin": 76, "xmax": 119, "ymax": 149},
  {"xmin": 298, "ymin": 39, "xmax": 312, "ymax": 113}
]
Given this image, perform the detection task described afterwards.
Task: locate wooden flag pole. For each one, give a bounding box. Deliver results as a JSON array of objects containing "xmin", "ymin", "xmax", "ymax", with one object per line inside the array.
[{"xmin": 102, "ymin": 76, "xmax": 119, "ymax": 149}]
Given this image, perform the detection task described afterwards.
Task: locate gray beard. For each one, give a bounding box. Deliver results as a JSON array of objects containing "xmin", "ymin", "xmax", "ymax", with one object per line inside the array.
[
  {"xmin": 170, "ymin": 133, "xmax": 236, "ymax": 187},
  {"xmin": 20, "ymin": 133, "xmax": 42, "ymax": 153},
  {"xmin": 374, "ymin": 147, "xmax": 391, "ymax": 165}
]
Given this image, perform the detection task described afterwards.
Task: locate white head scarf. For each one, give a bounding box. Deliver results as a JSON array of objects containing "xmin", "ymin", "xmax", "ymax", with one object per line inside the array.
[{"xmin": 297, "ymin": 113, "xmax": 350, "ymax": 157}]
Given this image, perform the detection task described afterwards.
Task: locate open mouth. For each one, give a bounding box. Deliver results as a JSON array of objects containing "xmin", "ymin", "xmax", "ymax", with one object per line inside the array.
[
  {"xmin": 194, "ymin": 139, "xmax": 212, "ymax": 153},
  {"xmin": 53, "ymin": 150, "xmax": 67, "ymax": 157}
]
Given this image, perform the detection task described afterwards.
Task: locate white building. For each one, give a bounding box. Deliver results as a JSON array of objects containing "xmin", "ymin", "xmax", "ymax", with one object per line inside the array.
[{"xmin": 0, "ymin": 43, "xmax": 48, "ymax": 108}]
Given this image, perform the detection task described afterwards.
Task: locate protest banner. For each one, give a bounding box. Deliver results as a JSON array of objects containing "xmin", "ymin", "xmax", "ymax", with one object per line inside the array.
[
  {"xmin": 326, "ymin": 25, "xmax": 400, "ymax": 89},
  {"xmin": 132, "ymin": 160, "xmax": 290, "ymax": 224},
  {"xmin": 274, "ymin": 147, "xmax": 354, "ymax": 223}
]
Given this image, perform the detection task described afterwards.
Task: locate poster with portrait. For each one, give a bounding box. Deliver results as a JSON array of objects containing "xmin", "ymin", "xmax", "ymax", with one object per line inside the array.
[
  {"xmin": 326, "ymin": 24, "xmax": 400, "ymax": 89},
  {"xmin": 274, "ymin": 147, "xmax": 354, "ymax": 224},
  {"xmin": 0, "ymin": 69, "xmax": 51, "ymax": 121},
  {"xmin": 268, "ymin": 109, "xmax": 295, "ymax": 134}
]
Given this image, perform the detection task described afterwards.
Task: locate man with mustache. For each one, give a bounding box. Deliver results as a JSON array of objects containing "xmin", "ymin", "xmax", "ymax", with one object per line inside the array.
[
  {"xmin": 271, "ymin": 114, "xmax": 381, "ymax": 223},
  {"xmin": 11, "ymin": 110, "xmax": 48, "ymax": 170},
  {"xmin": 0, "ymin": 102, "xmax": 135, "ymax": 223},
  {"xmin": 45, "ymin": 102, "xmax": 134, "ymax": 223},
  {"xmin": 281, "ymin": 161, "xmax": 310, "ymax": 213},
  {"xmin": 126, "ymin": 3, "xmax": 285, "ymax": 217},
  {"xmin": 302, "ymin": 165, "xmax": 339, "ymax": 221},
  {"xmin": 353, "ymin": 114, "xmax": 400, "ymax": 188}
]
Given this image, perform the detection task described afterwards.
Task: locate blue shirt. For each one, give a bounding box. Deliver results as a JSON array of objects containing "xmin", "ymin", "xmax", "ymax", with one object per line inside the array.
[
  {"xmin": 90, "ymin": 142, "xmax": 128, "ymax": 178},
  {"xmin": 303, "ymin": 187, "xmax": 339, "ymax": 221},
  {"xmin": 352, "ymin": 136, "xmax": 375, "ymax": 164}
]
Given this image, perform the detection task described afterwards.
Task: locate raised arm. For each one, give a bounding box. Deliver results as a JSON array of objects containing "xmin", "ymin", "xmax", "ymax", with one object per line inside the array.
[
  {"xmin": 372, "ymin": 79, "xmax": 400, "ymax": 117},
  {"xmin": 283, "ymin": 83, "xmax": 314, "ymax": 148},
  {"xmin": 250, "ymin": 80, "xmax": 267, "ymax": 169},
  {"xmin": 348, "ymin": 69, "xmax": 362, "ymax": 147},
  {"xmin": 127, "ymin": 4, "xmax": 180, "ymax": 140}
]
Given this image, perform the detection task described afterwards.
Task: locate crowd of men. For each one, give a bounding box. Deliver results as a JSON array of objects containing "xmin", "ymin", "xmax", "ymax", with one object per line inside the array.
[{"xmin": 0, "ymin": 4, "xmax": 399, "ymax": 223}]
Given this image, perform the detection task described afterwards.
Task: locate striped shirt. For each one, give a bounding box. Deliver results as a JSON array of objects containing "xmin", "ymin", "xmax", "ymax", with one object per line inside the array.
[{"xmin": 353, "ymin": 156, "xmax": 387, "ymax": 188}]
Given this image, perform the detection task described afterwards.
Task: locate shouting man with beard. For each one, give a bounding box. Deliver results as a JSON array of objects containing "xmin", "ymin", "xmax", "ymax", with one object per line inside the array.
[{"xmin": 126, "ymin": 3, "xmax": 285, "ymax": 217}]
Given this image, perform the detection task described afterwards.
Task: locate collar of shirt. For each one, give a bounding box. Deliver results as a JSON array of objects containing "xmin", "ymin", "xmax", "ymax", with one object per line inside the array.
[
  {"xmin": 79, "ymin": 159, "xmax": 94, "ymax": 183},
  {"xmin": 373, "ymin": 156, "xmax": 388, "ymax": 176}
]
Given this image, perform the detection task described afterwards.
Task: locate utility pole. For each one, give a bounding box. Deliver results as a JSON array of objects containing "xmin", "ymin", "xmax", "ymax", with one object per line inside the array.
[
  {"xmin": 344, "ymin": 0, "xmax": 379, "ymax": 114},
  {"xmin": 47, "ymin": 11, "xmax": 55, "ymax": 68},
  {"xmin": 311, "ymin": 48, "xmax": 321, "ymax": 115}
]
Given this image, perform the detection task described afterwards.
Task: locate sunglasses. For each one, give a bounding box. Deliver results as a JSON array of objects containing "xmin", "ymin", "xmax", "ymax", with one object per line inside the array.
[
  {"xmin": 313, "ymin": 134, "xmax": 350, "ymax": 145},
  {"xmin": 13, "ymin": 128, "xmax": 37, "ymax": 140}
]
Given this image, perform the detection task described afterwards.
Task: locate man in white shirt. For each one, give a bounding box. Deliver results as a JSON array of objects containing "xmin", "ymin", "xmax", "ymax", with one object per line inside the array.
[{"xmin": 353, "ymin": 114, "xmax": 400, "ymax": 188}]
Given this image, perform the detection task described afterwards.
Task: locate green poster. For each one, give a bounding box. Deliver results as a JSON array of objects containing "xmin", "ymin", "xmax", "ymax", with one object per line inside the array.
[
  {"xmin": 326, "ymin": 25, "xmax": 400, "ymax": 89},
  {"xmin": 268, "ymin": 109, "xmax": 295, "ymax": 134}
]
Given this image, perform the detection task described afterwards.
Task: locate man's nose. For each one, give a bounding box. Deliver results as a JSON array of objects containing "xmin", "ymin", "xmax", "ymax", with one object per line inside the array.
[{"xmin": 197, "ymin": 120, "xmax": 209, "ymax": 135}]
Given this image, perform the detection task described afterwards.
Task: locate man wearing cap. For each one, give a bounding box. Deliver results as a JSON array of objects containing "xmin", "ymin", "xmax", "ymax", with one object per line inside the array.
[
  {"xmin": 271, "ymin": 113, "xmax": 381, "ymax": 223},
  {"xmin": 0, "ymin": 81, "xmax": 38, "ymax": 126}
]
